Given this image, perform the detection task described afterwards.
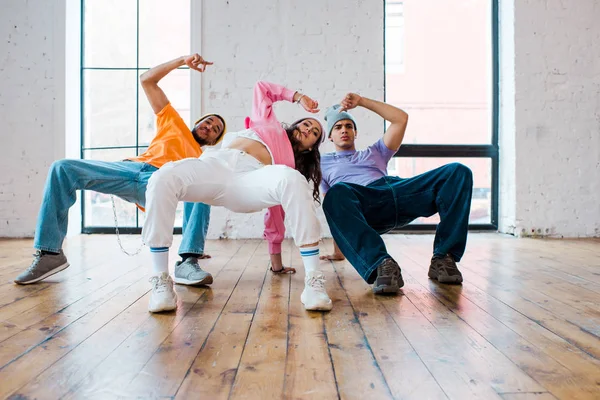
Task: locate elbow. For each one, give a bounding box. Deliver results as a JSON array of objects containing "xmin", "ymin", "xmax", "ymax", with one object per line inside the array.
[
  {"xmin": 139, "ymin": 71, "xmax": 152, "ymax": 86},
  {"xmin": 391, "ymin": 111, "xmax": 408, "ymax": 126},
  {"xmin": 254, "ymin": 81, "xmax": 268, "ymax": 91}
]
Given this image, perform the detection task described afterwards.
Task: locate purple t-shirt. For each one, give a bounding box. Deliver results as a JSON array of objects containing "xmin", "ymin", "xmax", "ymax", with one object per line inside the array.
[{"xmin": 320, "ymin": 138, "xmax": 397, "ymax": 194}]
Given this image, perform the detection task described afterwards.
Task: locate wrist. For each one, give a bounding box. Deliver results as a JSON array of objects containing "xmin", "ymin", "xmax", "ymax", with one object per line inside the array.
[
  {"xmin": 357, "ymin": 95, "xmax": 366, "ymax": 107},
  {"xmin": 294, "ymin": 91, "xmax": 304, "ymax": 103}
]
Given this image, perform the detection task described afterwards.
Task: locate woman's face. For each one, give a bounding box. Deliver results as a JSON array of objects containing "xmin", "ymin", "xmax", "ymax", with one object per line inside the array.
[{"xmin": 293, "ymin": 118, "xmax": 322, "ymax": 151}]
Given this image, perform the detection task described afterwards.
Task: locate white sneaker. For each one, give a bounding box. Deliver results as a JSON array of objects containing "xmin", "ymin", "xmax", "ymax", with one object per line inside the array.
[
  {"xmin": 148, "ymin": 272, "xmax": 178, "ymax": 313},
  {"xmin": 301, "ymin": 272, "xmax": 333, "ymax": 311}
]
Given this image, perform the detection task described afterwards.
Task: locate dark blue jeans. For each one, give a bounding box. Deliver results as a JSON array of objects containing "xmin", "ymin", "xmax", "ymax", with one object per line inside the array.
[{"xmin": 323, "ymin": 162, "xmax": 473, "ymax": 283}]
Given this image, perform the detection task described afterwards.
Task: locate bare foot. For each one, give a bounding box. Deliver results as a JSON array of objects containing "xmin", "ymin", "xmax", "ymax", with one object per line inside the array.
[{"xmin": 320, "ymin": 254, "xmax": 345, "ymax": 261}]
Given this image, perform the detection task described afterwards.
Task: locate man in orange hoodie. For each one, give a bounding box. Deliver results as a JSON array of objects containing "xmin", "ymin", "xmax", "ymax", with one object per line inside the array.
[{"xmin": 15, "ymin": 54, "xmax": 226, "ymax": 287}]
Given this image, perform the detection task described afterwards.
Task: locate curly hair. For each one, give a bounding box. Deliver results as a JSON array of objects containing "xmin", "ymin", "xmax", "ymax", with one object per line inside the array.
[{"xmin": 283, "ymin": 120, "xmax": 323, "ymax": 204}]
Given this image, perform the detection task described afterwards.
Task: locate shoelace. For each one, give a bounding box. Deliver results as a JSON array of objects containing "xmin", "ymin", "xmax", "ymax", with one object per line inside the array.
[
  {"xmin": 186, "ymin": 258, "xmax": 202, "ymax": 272},
  {"xmin": 381, "ymin": 262, "xmax": 397, "ymax": 276},
  {"xmin": 306, "ymin": 275, "xmax": 326, "ymax": 291},
  {"xmin": 149, "ymin": 275, "xmax": 170, "ymax": 293},
  {"xmin": 433, "ymin": 256, "xmax": 459, "ymax": 272},
  {"xmin": 26, "ymin": 251, "xmax": 43, "ymax": 272}
]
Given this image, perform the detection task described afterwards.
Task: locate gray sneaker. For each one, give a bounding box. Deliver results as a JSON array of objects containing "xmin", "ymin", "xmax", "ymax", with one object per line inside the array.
[
  {"xmin": 372, "ymin": 258, "xmax": 404, "ymax": 294},
  {"xmin": 428, "ymin": 254, "xmax": 463, "ymax": 284},
  {"xmin": 173, "ymin": 257, "xmax": 213, "ymax": 286},
  {"xmin": 14, "ymin": 250, "xmax": 70, "ymax": 285}
]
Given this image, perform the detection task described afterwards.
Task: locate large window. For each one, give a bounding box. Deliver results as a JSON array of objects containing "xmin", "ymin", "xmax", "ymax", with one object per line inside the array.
[
  {"xmin": 385, "ymin": 0, "xmax": 498, "ymax": 228},
  {"xmin": 81, "ymin": 0, "xmax": 191, "ymax": 233}
]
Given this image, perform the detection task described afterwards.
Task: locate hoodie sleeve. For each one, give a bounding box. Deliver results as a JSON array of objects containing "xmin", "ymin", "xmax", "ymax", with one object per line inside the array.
[
  {"xmin": 263, "ymin": 205, "xmax": 285, "ymax": 254},
  {"xmin": 250, "ymin": 81, "xmax": 296, "ymax": 126}
]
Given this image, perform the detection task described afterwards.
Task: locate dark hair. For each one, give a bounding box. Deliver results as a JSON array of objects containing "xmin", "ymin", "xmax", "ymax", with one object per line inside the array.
[{"xmin": 283, "ymin": 120, "xmax": 323, "ymax": 204}]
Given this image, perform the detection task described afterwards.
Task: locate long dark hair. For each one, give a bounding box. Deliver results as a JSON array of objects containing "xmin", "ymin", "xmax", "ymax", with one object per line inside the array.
[{"xmin": 283, "ymin": 120, "xmax": 323, "ymax": 204}]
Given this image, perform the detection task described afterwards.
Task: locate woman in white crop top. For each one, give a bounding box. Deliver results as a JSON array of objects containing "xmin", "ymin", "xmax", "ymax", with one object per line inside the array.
[{"xmin": 141, "ymin": 80, "xmax": 333, "ymax": 315}]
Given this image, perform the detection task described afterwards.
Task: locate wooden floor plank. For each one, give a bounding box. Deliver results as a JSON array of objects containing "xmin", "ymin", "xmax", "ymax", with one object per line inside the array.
[
  {"xmin": 282, "ymin": 246, "xmax": 338, "ymax": 400},
  {"xmin": 0, "ymin": 277, "xmax": 151, "ymax": 399},
  {"xmin": 54, "ymin": 242, "xmax": 247, "ymax": 400},
  {"xmin": 391, "ymin": 238, "xmax": 600, "ymax": 400},
  {"xmin": 228, "ymin": 244, "xmax": 292, "ymax": 400},
  {"xmin": 451, "ymin": 247, "xmax": 600, "ymax": 359},
  {"xmin": 330, "ymin": 260, "xmax": 448, "ymax": 400},
  {"xmin": 127, "ymin": 240, "xmax": 262, "ymax": 398},
  {"xmin": 0, "ymin": 234, "xmax": 598, "ymax": 400},
  {"xmin": 322, "ymin": 259, "xmax": 394, "ymax": 399}
]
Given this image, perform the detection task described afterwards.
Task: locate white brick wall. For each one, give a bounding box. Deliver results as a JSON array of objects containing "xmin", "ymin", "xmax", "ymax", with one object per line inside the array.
[
  {"xmin": 0, "ymin": 0, "xmax": 65, "ymax": 237},
  {"xmin": 508, "ymin": 0, "xmax": 600, "ymax": 237},
  {"xmin": 1, "ymin": 0, "xmax": 598, "ymax": 239},
  {"xmin": 199, "ymin": 0, "xmax": 385, "ymax": 240}
]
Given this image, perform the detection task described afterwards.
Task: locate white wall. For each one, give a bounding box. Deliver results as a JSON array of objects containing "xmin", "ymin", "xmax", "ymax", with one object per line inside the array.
[
  {"xmin": 499, "ymin": 0, "xmax": 600, "ymax": 237},
  {"xmin": 197, "ymin": 0, "xmax": 384, "ymax": 239},
  {"xmin": 0, "ymin": 0, "xmax": 66, "ymax": 237},
  {"xmin": 1, "ymin": 0, "xmax": 599, "ymax": 239}
]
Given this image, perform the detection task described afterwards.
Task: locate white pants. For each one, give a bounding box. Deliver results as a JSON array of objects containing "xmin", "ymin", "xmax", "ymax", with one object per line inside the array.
[{"xmin": 142, "ymin": 148, "xmax": 321, "ymax": 249}]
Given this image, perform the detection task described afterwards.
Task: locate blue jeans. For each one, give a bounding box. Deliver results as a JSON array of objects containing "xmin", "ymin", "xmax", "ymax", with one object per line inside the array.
[
  {"xmin": 34, "ymin": 159, "xmax": 210, "ymax": 256},
  {"xmin": 323, "ymin": 163, "xmax": 473, "ymax": 283}
]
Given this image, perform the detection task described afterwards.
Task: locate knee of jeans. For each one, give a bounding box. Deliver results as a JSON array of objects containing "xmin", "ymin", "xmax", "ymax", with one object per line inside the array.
[
  {"xmin": 50, "ymin": 159, "xmax": 75, "ymax": 177},
  {"xmin": 449, "ymin": 163, "xmax": 473, "ymax": 182}
]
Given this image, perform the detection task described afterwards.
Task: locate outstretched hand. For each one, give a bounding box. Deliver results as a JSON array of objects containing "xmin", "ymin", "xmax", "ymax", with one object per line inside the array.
[
  {"xmin": 184, "ymin": 53, "xmax": 213, "ymax": 72},
  {"xmin": 299, "ymin": 95, "xmax": 320, "ymax": 114},
  {"xmin": 339, "ymin": 93, "xmax": 362, "ymax": 112}
]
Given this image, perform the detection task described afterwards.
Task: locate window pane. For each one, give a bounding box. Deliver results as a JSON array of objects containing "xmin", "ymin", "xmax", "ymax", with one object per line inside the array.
[
  {"xmin": 138, "ymin": 0, "xmax": 190, "ymax": 67},
  {"xmin": 83, "ymin": 149, "xmax": 138, "ymax": 228},
  {"xmin": 387, "ymin": 157, "xmax": 491, "ymax": 224},
  {"xmin": 138, "ymin": 69, "xmax": 191, "ymax": 146},
  {"xmin": 84, "ymin": 70, "xmax": 137, "ymax": 148},
  {"xmin": 385, "ymin": 0, "xmax": 492, "ymax": 144},
  {"xmin": 83, "ymin": 0, "xmax": 137, "ymax": 68}
]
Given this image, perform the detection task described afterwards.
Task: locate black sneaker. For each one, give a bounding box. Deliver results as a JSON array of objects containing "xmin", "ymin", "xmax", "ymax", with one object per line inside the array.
[
  {"xmin": 14, "ymin": 250, "xmax": 70, "ymax": 285},
  {"xmin": 372, "ymin": 258, "xmax": 404, "ymax": 294},
  {"xmin": 428, "ymin": 254, "xmax": 463, "ymax": 284}
]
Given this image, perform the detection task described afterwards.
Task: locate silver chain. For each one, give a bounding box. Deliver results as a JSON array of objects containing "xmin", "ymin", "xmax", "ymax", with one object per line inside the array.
[{"xmin": 111, "ymin": 195, "xmax": 144, "ymax": 256}]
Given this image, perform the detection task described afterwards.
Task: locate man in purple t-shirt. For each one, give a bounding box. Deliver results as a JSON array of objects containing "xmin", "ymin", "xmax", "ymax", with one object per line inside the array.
[{"xmin": 320, "ymin": 93, "xmax": 473, "ymax": 294}]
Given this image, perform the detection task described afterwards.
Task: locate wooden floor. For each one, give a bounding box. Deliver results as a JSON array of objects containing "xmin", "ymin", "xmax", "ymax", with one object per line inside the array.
[{"xmin": 0, "ymin": 234, "xmax": 599, "ymax": 400}]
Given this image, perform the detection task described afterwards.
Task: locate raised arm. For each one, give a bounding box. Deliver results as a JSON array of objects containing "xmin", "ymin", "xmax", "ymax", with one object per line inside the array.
[
  {"xmin": 140, "ymin": 54, "xmax": 213, "ymax": 114},
  {"xmin": 340, "ymin": 93, "xmax": 408, "ymax": 151},
  {"xmin": 250, "ymin": 81, "xmax": 320, "ymax": 126}
]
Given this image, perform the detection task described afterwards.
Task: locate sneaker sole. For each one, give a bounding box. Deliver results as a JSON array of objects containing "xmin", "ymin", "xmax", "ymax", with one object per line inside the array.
[
  {"xmin": 14, "ymin": 262, "xmax": 70, "ymax": 285},
  {"xmin": 372, "ymin": 276, "xmax": 405, "ymax": 295},
  {"xmin": 300, "ymin": 292, "xmax": 333, "ymax": 311},
  {"xmin": 173, "ymin": 275, "xmax": 213, "ymax": 286},
  {"xmin": 301, "ymin": 300, "xmax": 333, "ymax": 311},
  {"xmin": 428, "ymin": 270, "xmax": 463, "ymax": 284},
  {"xmin": 148, "ymin": 303, "xmax": 177, "ymax": 313},
  {"xmin": 437, "ymin": 275, "xmax": 463, "ymax": 284}
]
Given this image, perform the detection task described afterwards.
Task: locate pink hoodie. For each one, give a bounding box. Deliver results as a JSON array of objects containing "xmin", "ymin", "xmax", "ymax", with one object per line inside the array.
[{"xmin": 244, "ymin": 81, "xmax": 297, "ymax": 254}]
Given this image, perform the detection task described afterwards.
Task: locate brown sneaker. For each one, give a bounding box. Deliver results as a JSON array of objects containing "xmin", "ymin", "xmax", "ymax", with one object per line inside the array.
[
  {"xmin": 372, "ymin": 258, "xmax": 404, "ymax": 294},
  {"xmin": 428, "ymin": 254, "xmax": 463, "ymax": 284}
]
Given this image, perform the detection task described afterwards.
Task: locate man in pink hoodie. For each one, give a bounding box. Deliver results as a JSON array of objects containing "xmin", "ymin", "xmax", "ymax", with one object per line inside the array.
[{"xmin": 141, "ymin": 81, "xmax": 333, "ymax": 313}]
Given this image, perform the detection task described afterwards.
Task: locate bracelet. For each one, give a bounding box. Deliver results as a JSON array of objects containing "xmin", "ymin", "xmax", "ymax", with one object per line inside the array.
[{"xmin": 296, "ymin": 94, "xmax": 305, "ymax": 104}]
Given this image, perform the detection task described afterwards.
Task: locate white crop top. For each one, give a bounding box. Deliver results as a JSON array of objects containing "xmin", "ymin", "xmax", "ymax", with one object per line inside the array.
[{"xmin": 221, "ymin": 129, "xmax": 274, "ymax": 163}]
